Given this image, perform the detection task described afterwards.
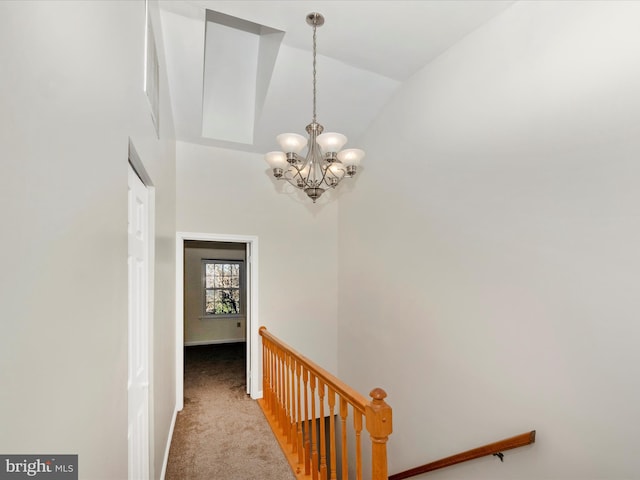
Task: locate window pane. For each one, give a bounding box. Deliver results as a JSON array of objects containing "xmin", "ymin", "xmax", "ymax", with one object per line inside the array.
[
  {"xmin": 205, "ymin": 290, "xmax": 216, "ymax": 314},
  {"xmin": 214, "ymin": 289, "xmax": 239, "ymax": 314},
  {"xmin": 213, "ymin": 264, "xmax": 222, "ymax": 288},
  {"xmin": 213, "ymin": 264, "xmax": 223, "ymax": 287},
  {"xmin": 205, "ymin": 264, "xmax": 215, "ymax": 288}
]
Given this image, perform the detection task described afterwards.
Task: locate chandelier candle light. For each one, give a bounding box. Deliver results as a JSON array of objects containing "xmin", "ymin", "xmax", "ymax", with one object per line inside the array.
[{"xmin": 264, "ymin": 12, "xmax": 365, "ymax": 203}]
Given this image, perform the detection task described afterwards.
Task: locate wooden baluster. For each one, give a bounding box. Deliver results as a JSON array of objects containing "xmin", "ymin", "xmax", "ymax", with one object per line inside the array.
[
  {"xmin": 269, "ymin": 341, "xmax": 275, "ymax": 415},
  {"xmin": 274, "ymin": 346, "xmax": 281, "ymax": 426},
  {"xmin": 328, "ymin": 388, "xmax": 337, "ymax": 480},
  {"xmin": 296, "ymin": 361, "xmax": 304, "ymax": 464},
  {"xmin": 273, "ymin": 346, "xmax": 278, "ymax": 424},
  {"xmin": 318, "ymin": 381, "xmax": 327, "ymax": 480},
  {"xmin": 289, "ymin": 355, "xmax": 296, "ymax": 451},
  {"xmin": 265, "ymin": 340, "xmax": 271, "ymax": 413},
  {"xmin": 279, "ymin": 347, "xmax": 285, "ymax": 431},
  {"xmin": 270, "ymin": 344, "xmax": 276, "ymax": 420},
  {"xmin": 340, "ymin": 398, "xmax": 348, "ymax": 480},
  {"xmin": 259, "ymin": 330, "xmax": 265, "ymax": 398},
  {"xmin": 303, "ymin": 367, "xmax": 311, "ymax": 476},
  {"xmin": 288, "ymin": 354, "xmax": 295, "ymax": 448},
  {"xmin": 285, "ymin": 352, "xmax": 291, "ymax": 442},
  {"xmin": 282, "ymin": 349, "xmax": 288, "ymax": 434},
  {"xmin": 261, "ymin": 338, "xmax": 267, "ymax": 406},
  {"xmin": 273, "ymin": 345, "xmax": 279, "ymax": 425},
  {"xmin": 354, "ymin": 410, "xmax": 363, "ymax": 480},
  {"xmin": 290, "ymin": 356, "xmax": 296, "ymax": 450},
  {"xmin": 264, "ymin": 339, "xmax": 270, "ymax": 413},
  {"xmin": 261, "ymin": 337, "xmax": 266, "ymax": 409},
  {"xmin": 310, "ymin": 374, "xmax": 318, "ymax": 480},
  {"xmin": 271, "ymin": 343, "xmax": 277, "ymax": 416},
  {"xmin": 365, "ymin": 388, "xmax": 392, "ymax": 480}
]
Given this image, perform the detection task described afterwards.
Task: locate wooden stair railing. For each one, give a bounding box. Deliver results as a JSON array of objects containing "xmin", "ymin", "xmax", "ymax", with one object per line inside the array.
[
  {"xmin": 388, "ymin": 430, "xmax": 536, "ymax": 480},
  {"xmin": 258, "ymin": 326, "xmax": 393, "ymax": 480}
]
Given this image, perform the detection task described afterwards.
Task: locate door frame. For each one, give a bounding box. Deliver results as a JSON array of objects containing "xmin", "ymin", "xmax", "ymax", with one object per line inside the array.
[{"xmin": 175, "ymin": 232, "xmax": 260, "ymax": 410}]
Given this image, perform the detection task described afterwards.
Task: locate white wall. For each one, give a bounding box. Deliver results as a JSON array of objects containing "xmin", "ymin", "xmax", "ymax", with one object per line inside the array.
[
  {"xmin": 184, "ymin": 242, "xmax": 246, "ymax": 344},
  {"xmin": 0, "ymin": 2, "xmax": 176, "ymax": 479},
  {"xmin": 176, "ymin": 141, "xmax": 339, "ymax": 374},
  {"xmin": 337, "ymin": 1, "xmax": 640, "ymax": 479}
]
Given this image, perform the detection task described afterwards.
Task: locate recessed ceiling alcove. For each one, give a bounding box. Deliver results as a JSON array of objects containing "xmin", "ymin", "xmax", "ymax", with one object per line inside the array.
[{"xmin": 202, "ymin": 10, "xmax": 284, "ymax": 144}]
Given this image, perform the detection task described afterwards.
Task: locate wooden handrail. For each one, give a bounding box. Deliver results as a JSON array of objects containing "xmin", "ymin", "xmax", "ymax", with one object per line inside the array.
[
  {"xmin": 258, "ymin": 326, "xmax": 392, "ymax": 480},
  {"xmin": 260, "ymin": 326, "xmax": 370, "ymax": 411},
  {"xmin": 388, "ymin": 430, "xmax": 536, "ymax": 480}
]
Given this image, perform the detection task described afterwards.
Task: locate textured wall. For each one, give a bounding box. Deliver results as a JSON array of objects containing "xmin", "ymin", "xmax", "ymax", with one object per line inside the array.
[
  {"xmin": 0, "ymin": 1, "xmax": 176, "ymax": 478},
  {"xmin": 337, "ymin": 1, "xmax": 640, "ymax": 478},
  {"xmin": 176, "ymin": 141, "xmax": 340, "ymax": 375}
]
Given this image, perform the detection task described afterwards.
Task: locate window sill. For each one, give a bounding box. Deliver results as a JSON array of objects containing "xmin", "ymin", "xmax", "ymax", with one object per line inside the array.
[{"xmin": 199, "ymin": 315, "xmax": 244, "ymax": 320}]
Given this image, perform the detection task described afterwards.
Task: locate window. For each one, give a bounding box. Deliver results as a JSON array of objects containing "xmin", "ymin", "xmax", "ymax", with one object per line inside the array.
[{"xmin": 202, "ymin": 260, "xmax": 243, "ymax": 316}]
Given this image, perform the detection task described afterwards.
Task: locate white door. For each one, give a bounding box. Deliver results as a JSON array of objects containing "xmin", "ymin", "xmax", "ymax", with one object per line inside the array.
[{"xmin": 128, "ymin": 165, "xmax": 150, "ymax": 480}]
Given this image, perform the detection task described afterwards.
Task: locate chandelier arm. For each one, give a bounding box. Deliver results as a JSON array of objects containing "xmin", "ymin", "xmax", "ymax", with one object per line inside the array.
[
  {"xmin": 283, "ymin": 177, "xmax": 302, "ymax": 189},
  {"xmin": 323, "ymin": 164, "xmax": 346, "ymax": 189},
  {"xmin": 283, "ymin": 163, "xmax": 307, "ymax": 190},
  {"xmin": 316, "ymin": 162, "xmax": 332, "ymax": 187},
  {"xmin": 323, "ymin": 164, "xmax": 345, "ymax": 189}
]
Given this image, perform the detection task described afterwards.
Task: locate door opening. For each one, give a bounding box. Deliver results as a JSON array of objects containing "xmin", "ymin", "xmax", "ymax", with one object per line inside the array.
[{"xmin": 175, "ymin": 233, "xmax": 260, "ymax": 410}]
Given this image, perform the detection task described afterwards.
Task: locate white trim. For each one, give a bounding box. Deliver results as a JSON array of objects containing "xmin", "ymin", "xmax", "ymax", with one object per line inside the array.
[
  {"xmin": 200, "ymin": 258, "xmax": 245, "ymax": 318},
  {"xmin": 146, "ymin": 186, "xmax": 156, "ymax": 480},
  {"xmin": 175, "ymin": 236, "xmax": 184, "ymax": 411},
  {"xmin": 159, "ymin": 406, "xmax": 178, "ymax": 480},
  {"xmin": 184, "ymin": 339, "xmax": 246, "ymax": 347},
  {"xmin": 175, "ymin": 232, "xmax": 260, "ymax": 411}
]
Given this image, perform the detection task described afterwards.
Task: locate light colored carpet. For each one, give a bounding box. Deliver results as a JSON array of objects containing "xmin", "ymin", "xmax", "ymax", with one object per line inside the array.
[{"xmin": 165, "ymin": 343, "xmax": 296, "ymax": 480}]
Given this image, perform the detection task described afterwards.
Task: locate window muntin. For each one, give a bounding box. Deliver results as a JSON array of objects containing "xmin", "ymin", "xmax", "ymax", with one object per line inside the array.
[{"xmin": 203, "ymin": 260, "xmax": 243, "ymax": 316}]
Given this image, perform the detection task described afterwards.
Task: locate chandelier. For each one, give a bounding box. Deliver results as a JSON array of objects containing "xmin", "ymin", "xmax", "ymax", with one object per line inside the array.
[{"xmin": 264, "ymin": 12, "xmax": 365, "ymax": 203}]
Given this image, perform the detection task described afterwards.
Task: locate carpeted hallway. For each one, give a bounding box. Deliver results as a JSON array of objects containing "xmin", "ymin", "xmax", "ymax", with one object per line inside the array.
[{"xmin": 165, "ymin": 343, "xmax": 296, "ymax": 480}]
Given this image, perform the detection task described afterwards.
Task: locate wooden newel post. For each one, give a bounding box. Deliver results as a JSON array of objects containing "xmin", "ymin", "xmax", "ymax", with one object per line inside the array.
[{"xmin": 366, "ymin": 387, "xmax": 392, "ymax": 480}]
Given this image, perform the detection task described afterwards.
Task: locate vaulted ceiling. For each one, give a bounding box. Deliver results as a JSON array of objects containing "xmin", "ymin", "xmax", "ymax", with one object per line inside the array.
[{"xmin": 159, "ymin": 0, "xmax": 515, "ymax": 155}]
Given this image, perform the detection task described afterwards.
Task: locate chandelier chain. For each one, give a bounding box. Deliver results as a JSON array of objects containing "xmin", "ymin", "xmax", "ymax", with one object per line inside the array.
[{"xmin": 312, "ymin": 22, "xmax": 317, "ymax": 123}]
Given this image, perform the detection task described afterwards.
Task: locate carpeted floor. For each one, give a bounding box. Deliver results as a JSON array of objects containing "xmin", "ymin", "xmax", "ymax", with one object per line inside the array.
[{"xmin": 165, "ymin": 343, "xmax": 296, "ymax": 480}]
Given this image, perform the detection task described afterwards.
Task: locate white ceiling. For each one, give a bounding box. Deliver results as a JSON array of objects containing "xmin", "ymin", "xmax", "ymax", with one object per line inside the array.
[{"xmin": 159, "ymin": 0, "xmax": 515, "ymax": 154}]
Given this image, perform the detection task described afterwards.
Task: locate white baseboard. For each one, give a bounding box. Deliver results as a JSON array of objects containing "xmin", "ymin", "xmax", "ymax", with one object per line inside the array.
[
  {"xmin": 184, "ymin": 339, "xmax": 246, "ymax": 346},
  {"xmin": 159, "ymin": 406, "xmax": 178, "ymax": 480}
]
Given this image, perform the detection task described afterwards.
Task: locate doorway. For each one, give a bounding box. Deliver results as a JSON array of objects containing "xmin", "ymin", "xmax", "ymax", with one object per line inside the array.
[{"xmin": 175, "ymin": 232, "xmax": 260, "ymax": 411}]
